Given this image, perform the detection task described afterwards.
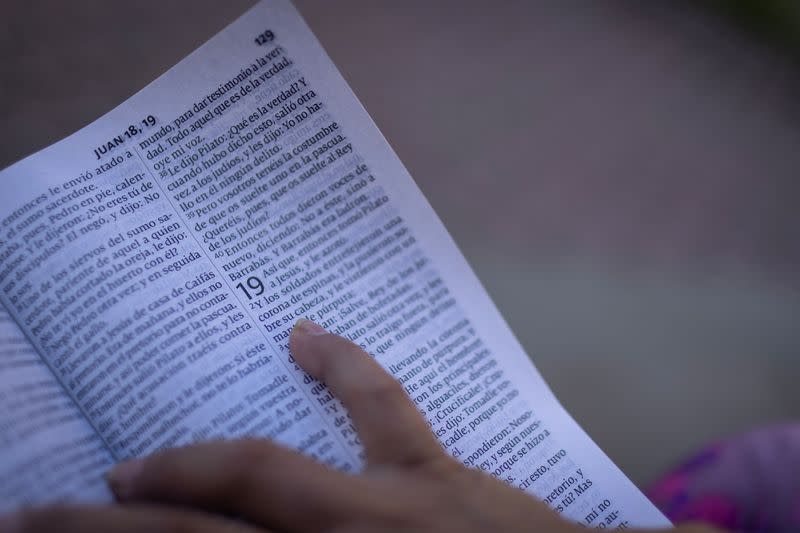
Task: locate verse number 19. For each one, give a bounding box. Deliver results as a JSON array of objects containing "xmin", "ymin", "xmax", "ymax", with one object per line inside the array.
[{"xmin": 236, "ymin": 276, "xmax": 265, "ymax": 300}]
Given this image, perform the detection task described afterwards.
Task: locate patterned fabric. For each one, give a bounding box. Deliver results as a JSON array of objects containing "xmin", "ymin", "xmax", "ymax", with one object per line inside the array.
[{"xmin": 647, "ymin": 424, "xmax": 800, "ymax": 532}]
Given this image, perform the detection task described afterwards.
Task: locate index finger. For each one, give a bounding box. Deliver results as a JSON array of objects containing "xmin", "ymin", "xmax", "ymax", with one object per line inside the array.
[{"xmin": 289, "ymin": 319, "xmax": 443, "ymax": 467}]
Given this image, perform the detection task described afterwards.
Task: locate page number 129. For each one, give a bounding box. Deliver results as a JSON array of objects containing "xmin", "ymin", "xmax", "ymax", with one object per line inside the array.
[{"xmin": 255, "ymin": 30, "xmax": 275, "ymax": 46}]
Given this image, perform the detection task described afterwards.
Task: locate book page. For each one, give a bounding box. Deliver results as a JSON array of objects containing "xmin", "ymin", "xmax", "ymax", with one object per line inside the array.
[
  {"xmin": 0, "ymin": 308, "xmax": 113, "ymax": 511},
  {"xmin": 0, "ymin": 1, "xmax": 668, "ymax": 527}
]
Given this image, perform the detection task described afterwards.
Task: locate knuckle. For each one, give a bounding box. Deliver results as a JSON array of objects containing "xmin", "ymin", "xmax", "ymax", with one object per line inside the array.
[
  {"xmin": 227, "ymin": 440, "xmax": 269, "ymax": 482},
  {"xmin": 422, "ymin": 455, "xmax": 468, "ymax": 481},
  {"xmin": 357, "ymin": 374, "xmax": 405, "ymax": 404},
  {"xmin": 221, "ymin": 439, "xmax": 273, "ymax": 501}
]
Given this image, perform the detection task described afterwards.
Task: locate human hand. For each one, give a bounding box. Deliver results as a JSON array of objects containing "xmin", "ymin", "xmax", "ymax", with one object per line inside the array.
[{"xmin": 0, "ymin": 320, "xmax": 718, "ymax": 532}]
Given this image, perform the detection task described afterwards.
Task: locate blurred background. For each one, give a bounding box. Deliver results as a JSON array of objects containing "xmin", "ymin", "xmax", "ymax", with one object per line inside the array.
[{"xmin": 1, "ymin": 1, "xmax": 799, "ymax": 487}]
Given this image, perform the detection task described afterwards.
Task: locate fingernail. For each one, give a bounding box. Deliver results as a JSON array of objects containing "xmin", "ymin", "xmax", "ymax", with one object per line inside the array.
[
  {"xmin": 106, "ymin": 458, "xmax": 144, "ymax": 499},
  {"xmin": 293, "ymin": 318, "xmax": 327, "ymax": 336},
  {"xmin": 0, "ymin": 514, "xmax": 20, "ymax": 533}
]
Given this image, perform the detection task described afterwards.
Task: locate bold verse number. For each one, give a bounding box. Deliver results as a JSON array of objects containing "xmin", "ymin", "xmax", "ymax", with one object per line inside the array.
[{"xmin": 236, "ymin": 276, "xmax": 265, "ymax": 300}]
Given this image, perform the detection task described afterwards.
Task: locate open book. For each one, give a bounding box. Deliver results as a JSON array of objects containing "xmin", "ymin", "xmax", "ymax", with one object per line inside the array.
[{"xmin": 0, "ymin": 1, "xmax": 668, "ymax": 528}]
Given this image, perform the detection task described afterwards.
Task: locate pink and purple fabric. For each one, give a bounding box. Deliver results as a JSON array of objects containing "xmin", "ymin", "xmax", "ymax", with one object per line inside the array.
[{"xmin": 648, "ymin": 424, "xmax": 800, "ymax": 532}]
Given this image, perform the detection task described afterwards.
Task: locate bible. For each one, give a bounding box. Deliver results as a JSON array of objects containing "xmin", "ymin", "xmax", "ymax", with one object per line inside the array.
[{"xmin": 0, "ymin": 1, "xmax": 668, "ymax": 528}]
